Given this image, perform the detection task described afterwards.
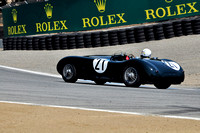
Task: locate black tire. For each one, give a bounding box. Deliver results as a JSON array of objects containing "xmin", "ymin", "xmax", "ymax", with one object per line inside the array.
[
  {"xmin": 62, "ymin": 64, "xmax": 78, "ymax": 83},
  {"xmin": 154, "ymin": 82, "xmax": 171, "ymax": 89},
  {"xmin": 84, "ymin": 33, "xmax": 93, "ymax": 48},
  {"xmin": 126, "ymin": 28, "xmax": 136, "ymax": 43},
  {"xmin": 76, "ymin": 34, "xmax": 85, "ymax": 48},
  {"xmin": 68, "ymin": 34, "xmax": 76, "ymax": 49},
  {"xmin": 68, "ymin": 43, "xmax": 76, "ymax": 49},
  {"xmin": 182, "ymin": 19, "xmax": 193, "ymax": 35},
  {"xmin": 3, "ymin": 38, "xmax": 8, "ymax": 50},
  {"xmin": 52, "ymin": 35, "xmax": 60, "ymax": 50},
  {"xmin": 39, "ymin": 37, "xmax": 46, "ymax": 50},
  {"xmin": 173, "ymin": 20, "xmax": 183, "ymax": 36},
  {"xmin": 46, "ymin": 36, "xmax": 53, "ymax": 50},
  {"xmin": 92, "ymin": 32, "xmax": 101, "ymax": 47},
  {"xmin": 16, "ymin": 37, "xmax": 22, "ymax": 50},
  {"xmin": 12, "ymin": 38, "xmax": 17, "ymax": 50},
  {"xmin": 109, "ymin": 30, "xmax": 119, "ymax": 45},
  {"xmin": 144, "ymin": 26, "xmax": 155, "ymax": 41},
  {"xmin": 118, "ymin": 29, "xmax": 128, "ymax": 45},
  {"xmin": 94, "ymin": 80, "xmax": 106, "ymax": 85},
  {"xmin": 100, "ymin": 32, "xmax": 110, "ymax": 47},
  {"xmin": 26, "ymin": 37, "xmax": 33, "ymax": 50},
  {"xmin": 135, "ymin": 27, "xmax": 146, "ymax": 43},
  {"xmin": 123, "ymin": 66, "xmax": 141, "ymax": 87},
  {"xmin": 118, "ymin": 29, "xmax": 128, "ymax": 43},
  {"xmin": 153, "ymin": 24, "xmax": 165, "ymax": 40},
  {"xmin": 22, "ymin": 37, "xmax": 27, "ymax": 50}
]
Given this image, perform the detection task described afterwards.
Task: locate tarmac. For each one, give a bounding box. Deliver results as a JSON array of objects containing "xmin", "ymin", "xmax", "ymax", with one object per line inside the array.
[
  {"xmin": 0, "ymin": 34, "xmax": 199, "ymax": 87},
  {"xmin": 0, "ymin": 34, "xmax": 199, "ymax": 133}
]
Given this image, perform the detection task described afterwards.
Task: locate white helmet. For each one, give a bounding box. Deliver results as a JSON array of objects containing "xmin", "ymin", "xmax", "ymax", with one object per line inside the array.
[{"xmin": 141, "ymin": 48, "xmax": 151, "ymax": 58}]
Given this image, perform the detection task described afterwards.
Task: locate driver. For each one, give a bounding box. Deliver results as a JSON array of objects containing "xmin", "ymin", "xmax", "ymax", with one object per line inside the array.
[{"xmin": 141, "ymin": 48, "xmax": 151, "ymax": 59}]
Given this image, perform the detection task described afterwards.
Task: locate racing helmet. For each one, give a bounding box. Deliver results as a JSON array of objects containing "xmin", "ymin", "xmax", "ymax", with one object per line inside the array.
[{"xmin": 141, "ymin": 48, "xmax": 151, "ymax": 58}]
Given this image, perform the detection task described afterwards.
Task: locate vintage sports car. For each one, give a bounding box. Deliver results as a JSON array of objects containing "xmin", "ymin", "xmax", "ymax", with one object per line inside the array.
[{"xmin": 57, "ymin": 52, "xmax": 184, "ymax": 89}]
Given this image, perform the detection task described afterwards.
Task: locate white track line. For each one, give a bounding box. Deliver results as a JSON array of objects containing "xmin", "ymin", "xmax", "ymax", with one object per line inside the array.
[
  {"xmin": 0, "ymin": 65, "xmax": 61, "ymax": 78},
  {"xmin": 0, "ymin": 65, "xmax": 200, "ymax": 121},
  {"xmin": 0, "ymin": 101, "xmax": 200, "ymax": 121}
]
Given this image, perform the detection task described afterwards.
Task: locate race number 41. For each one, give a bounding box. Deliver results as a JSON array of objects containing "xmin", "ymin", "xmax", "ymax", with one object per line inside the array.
[{"xmin": 93, "ymin": 59, "xmax": 109, "ymax": 73}]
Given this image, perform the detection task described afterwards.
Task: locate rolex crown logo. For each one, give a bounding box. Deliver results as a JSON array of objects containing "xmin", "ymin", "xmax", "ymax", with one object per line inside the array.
[
  {"xmin": 94, "ymin": 0, "xmax": 107, "ymax": 13},
  {"xmin": 165, "ymin": 0, "xmax": 173, "ymax": 3},
  {"xmin": 12, "ymin": 9, "xmax": 17, "ymax": 23},
  {"xmin": 44, "ymin": 3, "xmax": 53, "ymax": 19}
]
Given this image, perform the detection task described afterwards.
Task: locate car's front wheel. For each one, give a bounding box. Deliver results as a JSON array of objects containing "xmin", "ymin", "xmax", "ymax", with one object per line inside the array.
[
  {"xmin": 62, "ymin": 64, "xmax": 77, "ymax": 83},
  {"xmin": 154, "ymin": 82, "xmax": 171, "ymax": 89},
  {"xmin": 123, "ymin": 66, "xmax": 141, "ymax": 87}
]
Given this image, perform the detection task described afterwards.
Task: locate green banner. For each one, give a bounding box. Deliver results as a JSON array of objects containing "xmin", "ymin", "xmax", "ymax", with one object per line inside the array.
[{"xmin": 2, "ymin": 0, "xmax": 200, "ymax": 37}]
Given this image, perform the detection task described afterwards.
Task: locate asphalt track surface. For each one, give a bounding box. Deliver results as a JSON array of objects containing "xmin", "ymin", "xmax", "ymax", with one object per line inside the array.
[{"xmin": 0, "ymin": 66, "xmax": 200, "ymax": 120}]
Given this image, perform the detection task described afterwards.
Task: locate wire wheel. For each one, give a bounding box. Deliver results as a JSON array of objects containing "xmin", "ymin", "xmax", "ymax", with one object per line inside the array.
[
  {"xmin": 62, "ymin": 64, "xmax": 77, "ymax": 83},
  {"xmin": 123, "ymin": 67, "xmax": 141, "ymax": 87}
]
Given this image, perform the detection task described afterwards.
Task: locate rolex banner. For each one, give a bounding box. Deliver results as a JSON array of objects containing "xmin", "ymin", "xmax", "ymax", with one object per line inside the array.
[{"xmin": 2, "ymin": 0, "xmax": 200, "ymax": 37}]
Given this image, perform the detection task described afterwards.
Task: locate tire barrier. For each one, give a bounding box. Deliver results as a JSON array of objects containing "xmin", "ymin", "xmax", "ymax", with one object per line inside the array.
[
  {"xmin": 92, "ymin": 32, "xmax": 101, "ymax": 47},
  {"xmin": 39, "ymin": 36, "xmax": 46, "ymax": 50},
  {"xmin": 83, "ymin": 33, "xmax": 92, "ymax": 48},
  {"xmin": 76, "ymin": 33, "xmax": 85, "ymax": 48},
  {"xmin": 126, "ymin": 28, "xmax": 136, "ymax": 43},
  {"xmin": 2, "ymin": 16, "xmax": 200, "ymax": 50},
  {"xmin": 33, "ymin": 37, "xmax": 40, "ymax": 50},
  {"xmin": 144, "ymin": 26, "xmax": 155, "ymax": 41},
  {"xmin": 100, "ymin": 31, "xmax": 110, "ymax": 47},
  {"xmin": 16, "ymin": 37, "xmax": 22, "ymax": 50},
  {"xmin": 7, "ymin": 37, "xmax": 13, "ymax": 50},
  {"xmin": 135, "ymin": 27, "xmax": 146, "ymax": 43},
  {"xmin": 173, "ymin": 20, "xmax": 183, "ymax": 37},
  {"xmin": 163, "ymin": 22, "xmax": 175, "ymax": 39},
  {"xmin": 192, "ymin": 18, "xmax": 200, "ymax": 34},
  {"xmin": 118, "ymin": 29, "xmax": 128, "ymax": 45},
  {"xmin": 68, "ymin": 34, "xmax": 76, "ymax": 49},
  {"xmin": 27, "ymin": 37, "xmax": 33, "ymax": 50},
  {"xmin": 182, "ymin": 19, "xmax": 193, "ymax": 36},
  {"xmin": 109, "ymin": 30, "xmax": 119, "ymax": 46},
  {"xmin": 153, "ymin": 24, "xmax": 165, "ymax": 40},
  {"xmin": 52, "ymin": 35, "xmax": 60, "ymax": 50},
  {"xmin": 3, "ymin": 38, "xmax": 7, "ymax": 50},
  {"xmin": 46, "ymin": 36, "xmax": 53, "ymax": 50},
  {"xmin": 0, "ymin": 26, "xmax": 3, "ymax": 39},
  {"xmin": 22, "ymin": 37, "xmax": 27, "ymax": 50}
]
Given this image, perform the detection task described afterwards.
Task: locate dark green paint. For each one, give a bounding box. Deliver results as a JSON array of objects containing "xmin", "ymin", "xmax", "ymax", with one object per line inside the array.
[{"xmin": 2, "ymin": 0, "xmax": 200, "ymax": 37}]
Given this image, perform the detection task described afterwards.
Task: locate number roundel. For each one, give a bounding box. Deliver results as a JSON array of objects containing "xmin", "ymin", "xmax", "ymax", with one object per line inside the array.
[
  {"xmin": 93, "ymin": 59, "xmax": 109, "ymax": 73},
  {"xmin": 162, "ymin": 61, "xmax": 180, "ymax": 71}
]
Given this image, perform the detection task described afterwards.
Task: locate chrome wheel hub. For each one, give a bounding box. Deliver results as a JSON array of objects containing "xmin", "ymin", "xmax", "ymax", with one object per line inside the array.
[
  {"xmin": 63, "ymin": 64, "xmax": 74, "ymax": 80},
  {"xmin": 124, "ymin": 67, "xmax": 137, "ymax": 84}
]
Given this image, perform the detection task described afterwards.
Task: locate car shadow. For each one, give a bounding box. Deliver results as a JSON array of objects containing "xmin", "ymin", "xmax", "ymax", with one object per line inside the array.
[{"xmin": 56, "ymin": 80, "xmax": 158, "ymax": 90}]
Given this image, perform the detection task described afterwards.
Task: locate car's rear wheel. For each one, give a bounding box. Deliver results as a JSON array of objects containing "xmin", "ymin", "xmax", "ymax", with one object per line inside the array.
[
  {"xmin": 94, "ymin": 80, "xmax": 106, "ymax": 85},
  {"xmin": 154, "ymin": 82, "xmax": 171, "ymax": 89},
  {"xmin": 62, "ymin": 64, "xmax": 77, "ymax": 83},
  {"xmin": 123, "ymin": 66, "xmax": 141, "ymax": 87}
]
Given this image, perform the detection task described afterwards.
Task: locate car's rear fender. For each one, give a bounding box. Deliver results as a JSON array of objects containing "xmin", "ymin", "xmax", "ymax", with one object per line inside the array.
[{"xmin": 57, "ymin": 56, "xmax": 87, "ymax": 75}]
